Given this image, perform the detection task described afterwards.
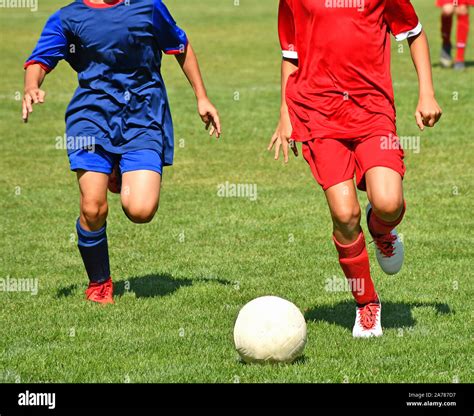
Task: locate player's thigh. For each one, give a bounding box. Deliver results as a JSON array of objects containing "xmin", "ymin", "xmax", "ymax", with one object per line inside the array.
[
  {"xmin": 119, "ymin": 149, "xmax": 163, "ymax": 215},
  {"xmin": 354, "ymin": 133, "xmax": 405, "ymax": 200},
  {"xmin": 70, "ymin": 147, "xmax": 113, "ymax": 210},
  {"xmin": 121, "ymin": 170, "xmax": 161, "ymax": 216},
  {"xmin": 302, "ymin": 138, "xmax": 356, "ymax": 192},
  {"xmin": 456, "ymin": 4, "xmax": 468, "ymax": 15},
  {"xmin": 324, "ymin": 180, "xmax": 361, "ymax": 227},
  {"xmin": 77, "ymin": 170, "xmax": 109, "ymax": 198},
  {"xmin": 441, "ymin": 3, "xmax": 455, "ymax": 14},
  {"xmin": 365, "ymin": 167, "xmax": 404, "ymax": 218}
]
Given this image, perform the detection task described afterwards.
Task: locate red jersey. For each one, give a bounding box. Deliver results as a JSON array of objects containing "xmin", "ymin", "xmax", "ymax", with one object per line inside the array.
[{"xmin": 278, "ymin": 0, "xmax": 421, "ymax": 141}]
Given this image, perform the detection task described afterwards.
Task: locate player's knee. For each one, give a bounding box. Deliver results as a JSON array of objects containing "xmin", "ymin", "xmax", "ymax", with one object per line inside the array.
[
  {"xmin": 124, "ymin": 203, "xmax": 158, "ymax": 224},
  {"xmin": 81, "ymin": 200, "xmax": 108, "ymax": 229},
  {"xmin": 455, "ymin": 5, "xmax": 468, "ymax": 15},
  {"xmin": 331, "ymin": 204, "xmax": 361, "ymax": 232},
  {"xmin": 371, "ymin": 195, "xmax": 403, "ymax": 221},
  {"xmin": 442, "ymin": 4, "xmax": 455, "ymax": 15}
]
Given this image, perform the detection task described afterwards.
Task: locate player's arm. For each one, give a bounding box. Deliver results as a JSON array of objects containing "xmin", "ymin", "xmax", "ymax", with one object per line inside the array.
[
  {"xmin": 268, "ymin": 58, "xmax": 298, "ymax": 163},
  {"xmin": 408, "ymin": 31, "xmax": 442, "ymax": 130},
  {"xmin": 175, "ymin": 44, "xmax": 221, "ymax": 139},
  {"xmin": 384, "ymin": 0, "xmax": 442, "ymax": 130},
  {"xmin": 153, "ymin": 0, "xmax": 220, "ymax": 138},
  {"xmin": 22, "ymin": 64, "xmax": 47, "ymax": 123},
  {"xmin": 269, "ymin": 0, "xmax": 299, "ymax": 163},
  {"xmin": 22, "ymin": 10, "xmax": 68, "ymax": 123}
]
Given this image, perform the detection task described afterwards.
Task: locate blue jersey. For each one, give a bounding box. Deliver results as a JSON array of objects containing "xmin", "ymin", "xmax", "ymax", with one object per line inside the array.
[{"xmin": 25, "ymin": 0, "xmax": 188, "ymax": 165}]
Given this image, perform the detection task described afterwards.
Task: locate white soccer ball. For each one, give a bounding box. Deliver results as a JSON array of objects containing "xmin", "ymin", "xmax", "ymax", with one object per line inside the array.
[{"xmin": 233, "ymin": 296, "xmax": 307, "ymax": 363}]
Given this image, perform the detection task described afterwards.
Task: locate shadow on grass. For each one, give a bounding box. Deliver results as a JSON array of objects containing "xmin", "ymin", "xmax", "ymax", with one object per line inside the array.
[
  {"xmin": 56, "ymin": 273, "xmax": 231, "ymax": 299},
  {"xmin": 305, "ymin": 300, "xmax": 452, "ymax": 330},
  {"xmin": 237, "ymin": 355, "xmax": 308, "ymax": 366}
]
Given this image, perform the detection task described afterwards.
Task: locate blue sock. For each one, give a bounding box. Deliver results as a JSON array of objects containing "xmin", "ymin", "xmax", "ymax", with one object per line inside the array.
[{"xmin": 76, "ymin": 219, "xmax": 110, "ymax": 283}]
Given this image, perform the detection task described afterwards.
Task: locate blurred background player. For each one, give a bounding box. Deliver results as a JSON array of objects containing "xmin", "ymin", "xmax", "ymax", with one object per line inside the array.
[
  {"xmin": 22, "ymin": 0, "xmax": 221, "ymax": 304},
  {"xmin": 438, "ymin": 0, "xmax": 472, "ymax": 70},
  {"xmin": 269, "ymin": 0, "xmax": 442, "ymax": 337}
]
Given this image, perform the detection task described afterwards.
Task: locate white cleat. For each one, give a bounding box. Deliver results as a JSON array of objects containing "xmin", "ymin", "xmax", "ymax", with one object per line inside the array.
[
  {"xmin": 352, "ymin": 301, "xmax": 383, "ymax": 338},
  {"xmin": 440, "ymin": 46, "xmax": 453, "ymax": 68},
  {"xmin": 366, "ymin": 204, "xmax": 404, "ymax": 275}
]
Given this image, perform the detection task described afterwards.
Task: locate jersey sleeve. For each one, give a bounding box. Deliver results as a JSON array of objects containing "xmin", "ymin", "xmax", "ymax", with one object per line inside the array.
[
  {"xmin": 384, "ymin": 0, "xmax": 422, "ymax": 41},
  {"xmin": 24, "ymin": 11, "xmax": 68, "ymax": 73},
  {"xmin": 153, "ymin": 0, "xmax": 188, "ymax": 55},
  {"xmin": 278, "ymin": 0, "xmax": 298, "ymax": 59}
]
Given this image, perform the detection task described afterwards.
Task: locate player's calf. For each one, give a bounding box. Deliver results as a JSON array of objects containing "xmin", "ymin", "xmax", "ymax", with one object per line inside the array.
[
  {"xmin": 454, "ymin": 5, "xmax": 469, "ymax": 70},
  {"xmin": 76, "ymin": 218, "xmax": 114, "ymax": 305},
  {"xmin": 440, "ymin": 6, "xmax": 455, "ymax": 62},
  {"xmin": 76, "ymin": 172, "xmax": 113, "ymax": 304}
]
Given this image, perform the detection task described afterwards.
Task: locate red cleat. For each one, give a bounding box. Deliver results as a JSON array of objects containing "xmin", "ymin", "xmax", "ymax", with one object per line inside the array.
[
  {"xmin": 85, "ymin": 278, "xmax": 114, "ymax": 304},
  {"xmin": 108, "ymin": 162, "xmax": 122, "ymax": 194}
]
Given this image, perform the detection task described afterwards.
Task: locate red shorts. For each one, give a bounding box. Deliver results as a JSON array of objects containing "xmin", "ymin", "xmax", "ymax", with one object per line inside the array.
[
  {"xmin": 436, "ymin": 0, "xmax": 473, "ymax": 7},
  {"xmin": 302, "ymin": 134, "xmax": 406, "ymax": 191}
]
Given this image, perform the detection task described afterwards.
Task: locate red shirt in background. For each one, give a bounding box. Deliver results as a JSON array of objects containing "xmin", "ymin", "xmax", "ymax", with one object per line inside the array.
[{"xmin": 278, "ymin": 0, "xmax": 421, "ymax": 141}]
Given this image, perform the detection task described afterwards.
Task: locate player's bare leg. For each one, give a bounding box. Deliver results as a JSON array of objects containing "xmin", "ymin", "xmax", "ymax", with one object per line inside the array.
[
  {"xmin": 365, "ymin": 167, "xmax": 405, "ymax": 275},
  {"xmin": 76, "ymin": 170, "xmax": 113, "ymax": 304},
  {"xmin": 325, "ymin": 180, "xmax": 382, "ymax": 337},
  {"xmin": 77, "ymin": 171, "xmax": 109, "ymax": 231},
  {"xmin": 325, "ymin": 180, "xmax": 362, "ymax": 245},
  {"xmin": 121, "ymin": 170, "xmax": 161, "ymax": 224}
]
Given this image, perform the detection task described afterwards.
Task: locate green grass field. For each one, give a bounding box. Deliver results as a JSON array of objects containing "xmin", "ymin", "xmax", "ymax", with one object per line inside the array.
[{"xmin": 0, "ymin": 0, "xmax": 473, "ymax": 383}]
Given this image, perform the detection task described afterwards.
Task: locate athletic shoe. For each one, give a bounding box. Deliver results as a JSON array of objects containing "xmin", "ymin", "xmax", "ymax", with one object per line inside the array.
[
  {"xmin": 353, "ymin": 300, "xmax": 382, "ymax": 338},
  {"xmin": 366, "ymin": 204, "xmax": 404, "ymax": 275},
  {"xmin": 453, "ymin": 61, "xmax": 466, "ymax": 71},
  {"xmin": 440, "ymin": 46, "xmax": 453, "ymax": 68},
  {"xmin": 108, "ymin": 162, "xmax": 122, "ymax": 194},
  {"xmin": 85, "ymin": 278, "xmax": 114, "ymax": 304}
]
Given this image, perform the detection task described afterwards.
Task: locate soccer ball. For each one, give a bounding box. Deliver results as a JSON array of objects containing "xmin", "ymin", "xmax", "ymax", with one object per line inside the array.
[{"xmin": 233, "ymin": 296, "xmax": 307, "ymax": 364}]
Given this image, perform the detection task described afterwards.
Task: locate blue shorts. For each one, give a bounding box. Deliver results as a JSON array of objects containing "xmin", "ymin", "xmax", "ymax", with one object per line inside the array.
[{"xmin": 69, "ymin": 147, "xmax": 163, "ymax": 175}]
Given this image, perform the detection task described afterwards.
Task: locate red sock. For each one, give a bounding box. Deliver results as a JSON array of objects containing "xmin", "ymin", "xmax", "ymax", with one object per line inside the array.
[
  {"xmin": 456, "ymin": 14, "xmax": 470, "ymax": 62},
  {"xmin": 441, "ymin": 14, "xmax": 453, "ymax": 48},
  {"xmin": 368, "ymin": 200, "xmax": 406, "ymax": 237},
  {"xmin": 333, "ymin": 232, "xmax": 378, "ymax": 305}
]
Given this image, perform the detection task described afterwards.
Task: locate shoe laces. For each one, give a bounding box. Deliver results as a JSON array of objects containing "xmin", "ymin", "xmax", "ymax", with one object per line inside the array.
[
  {"xmin": 98, "ymin": 282, "xmax": 109, "ymax": 298},
  {"xmin": 373, "ymin": 233, "xmax": 397, "ymax": 257},
  {"xmin": 359, "ymin": 303, "xmax": 380, "ymax": 330}
]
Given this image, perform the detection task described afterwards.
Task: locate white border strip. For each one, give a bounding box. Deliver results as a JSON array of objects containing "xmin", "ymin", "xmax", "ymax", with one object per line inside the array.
[
  {"xmin": 282, "ymin": 50, "xmax": 298, "ymax": 59},
  {"xmin": 394, "ymin": 22, "xmax": 423, "ymax": 41}
]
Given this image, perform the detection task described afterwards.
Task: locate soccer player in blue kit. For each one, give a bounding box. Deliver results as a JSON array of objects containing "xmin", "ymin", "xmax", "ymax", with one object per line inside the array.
[{"xmin": 22, "ymin": 0, "xmax": 221, "ymax": 304}]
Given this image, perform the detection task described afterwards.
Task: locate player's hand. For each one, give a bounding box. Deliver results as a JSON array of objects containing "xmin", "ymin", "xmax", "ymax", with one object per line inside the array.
[
  {"xmin": 22, "ymin": 87, "xmax": 46, "ymax": 123},
  {"xmin": 415, "ymin": 95, "xmax": 442, "ymax": 130},
  {"xmin": 198, "ymin": 97, "xmax": 221, "ymax": 139},
  {"xmin": 268, "ymin": 112, "xmax": 297, "ymax": 163}
]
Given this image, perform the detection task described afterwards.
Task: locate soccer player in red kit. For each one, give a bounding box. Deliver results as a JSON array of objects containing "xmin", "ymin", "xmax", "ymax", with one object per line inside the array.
[
  {"xmin": 437, "ymin": 0, "xmax": 472, "ymax": 70},
  {"xmin": 269, "ymin": 0, "xmax": 442, "ymax": 337}
]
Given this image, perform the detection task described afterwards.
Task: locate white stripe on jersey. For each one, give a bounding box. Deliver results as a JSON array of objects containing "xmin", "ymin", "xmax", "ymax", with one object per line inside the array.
[{"xmin": 394, "ymin": 22, "xmax": 422, "ymax": 41}]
